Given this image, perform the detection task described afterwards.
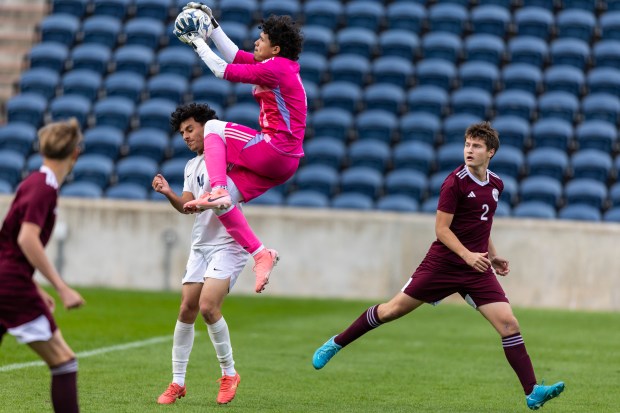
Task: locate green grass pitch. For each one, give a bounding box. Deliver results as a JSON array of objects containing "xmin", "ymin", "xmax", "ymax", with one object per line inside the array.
[{"xmin": 1, "ymin": 288, "xmax": 618, "ymax": 413}]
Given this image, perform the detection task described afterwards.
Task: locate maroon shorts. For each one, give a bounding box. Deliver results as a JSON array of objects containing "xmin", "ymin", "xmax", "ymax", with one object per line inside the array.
[{"xmin": 402, "ymin": 257, "xmax": 509, "ymax": 308}]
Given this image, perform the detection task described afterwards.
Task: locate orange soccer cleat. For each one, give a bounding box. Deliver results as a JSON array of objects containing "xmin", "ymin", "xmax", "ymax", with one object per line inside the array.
[
  {"xmin": 157, "ymin": 383, "xmax": 187, "ymax": 404},
  {"xmin": 184, "ymin": 187, "xmax": 232, "ymax": 211},
  {"xmin": 216, "ymin": 373, "xmax": 241, "ymax": 404},
  {"xmin": 253, "ymin": 249, "xmax": 279, "ymax": 293}
]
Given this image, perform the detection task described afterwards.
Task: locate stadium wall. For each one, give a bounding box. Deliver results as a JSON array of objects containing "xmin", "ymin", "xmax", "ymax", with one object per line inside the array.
[{"xmin": 1, "ymin": 195, "xmax": 619, "ymax": 311}]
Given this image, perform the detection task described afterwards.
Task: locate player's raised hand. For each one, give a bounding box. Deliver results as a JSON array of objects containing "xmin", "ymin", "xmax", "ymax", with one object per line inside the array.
[
  {"xmin": 174, "ymin": 10, "xmax": 205, "ymax": 45},
  {"xmin": 183, "ymin": 2, "xmax": 214, "ymax": 20},
  {"xmin": 464, "ymin": 251, "xmax": 492, "ymax": 272},
  {"xmin": 59, "ymin": 286, "xmax": 85, "ymax": 310},
  {"xmin": 490, "ymin": 256, "xmax": 510, "ymax": 276},
  {"xmin": 152, "ymin": 174, "xmax": 171, "ymax": 194}
]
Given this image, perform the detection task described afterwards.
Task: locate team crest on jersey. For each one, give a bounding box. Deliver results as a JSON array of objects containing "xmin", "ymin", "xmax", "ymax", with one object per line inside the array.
[
  {"xmin": 197, "ymin": 174, "xmax": 204, "ymax": 188},
  {"xmin": 492, "ymin": 188, "xmax": 499, "ymax": 202}
]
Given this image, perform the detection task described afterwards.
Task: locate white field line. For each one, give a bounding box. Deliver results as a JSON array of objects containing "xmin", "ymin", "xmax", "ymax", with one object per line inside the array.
[{"xmin": 0, "ymin": 333, "xmax": 190, "ymax": 372}]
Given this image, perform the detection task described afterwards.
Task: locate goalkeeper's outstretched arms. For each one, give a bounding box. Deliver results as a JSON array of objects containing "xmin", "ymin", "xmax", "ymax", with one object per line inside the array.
[{"xmin": 183, "ymin": 2, "xmax": 239, "ymax": 63}]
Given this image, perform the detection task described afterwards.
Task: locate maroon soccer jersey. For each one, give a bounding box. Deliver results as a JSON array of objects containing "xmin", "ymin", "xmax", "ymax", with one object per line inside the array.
[{"xmin": 427, "ymin": 165, "xmax": 503, "ymax": 265}]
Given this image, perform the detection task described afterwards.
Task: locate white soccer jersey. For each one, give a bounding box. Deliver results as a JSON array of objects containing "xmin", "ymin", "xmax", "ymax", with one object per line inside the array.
[{"xmin": 183, "ymin": 155, "xmax": 238, "ymax": 247}]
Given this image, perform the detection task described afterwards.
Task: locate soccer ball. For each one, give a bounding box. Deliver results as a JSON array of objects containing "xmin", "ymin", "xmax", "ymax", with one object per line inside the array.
[{"xmin": 174, "ymin": 9, "xmax": 213, "ymax": 41}]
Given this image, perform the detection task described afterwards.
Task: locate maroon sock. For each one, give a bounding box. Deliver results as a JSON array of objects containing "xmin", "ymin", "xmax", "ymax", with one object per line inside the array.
[
  {"xmin": 50, "ymin": 358, "xmax": 79, "ymax": 413},
  {"xmin": 502, "ymin": 333, "xmax": 537, "ymax": 395},
  {"xmin": 334, "ymin": 305, "xmax": 383, "ymax": 347}
]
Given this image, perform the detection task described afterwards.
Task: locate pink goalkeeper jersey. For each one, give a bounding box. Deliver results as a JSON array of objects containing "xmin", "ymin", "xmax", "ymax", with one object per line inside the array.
[{"xmin": 224, "ymin": 50, "xmax": 307, "ymax": 157}]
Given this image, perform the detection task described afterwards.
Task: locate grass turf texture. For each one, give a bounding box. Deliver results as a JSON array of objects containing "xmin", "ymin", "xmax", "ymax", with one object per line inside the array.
[{"xmin": 1, "ymin": 288, "xmax": 618, "ymax": 413}]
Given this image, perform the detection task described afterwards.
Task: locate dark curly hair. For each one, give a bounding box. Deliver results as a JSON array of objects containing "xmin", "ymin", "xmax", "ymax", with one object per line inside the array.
[
  {"xmin": 260, "ymin": 15, "xmax": 303, "ymax": 61},
  {"xmin": 170, "ymin": 103, "xmax": 218, "ymax": 132}
]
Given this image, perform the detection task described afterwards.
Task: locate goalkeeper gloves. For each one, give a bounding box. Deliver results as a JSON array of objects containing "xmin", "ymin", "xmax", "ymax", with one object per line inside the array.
[{"xmin": 183, "ymin": 2, "xmax": 219, "ymax": 29}]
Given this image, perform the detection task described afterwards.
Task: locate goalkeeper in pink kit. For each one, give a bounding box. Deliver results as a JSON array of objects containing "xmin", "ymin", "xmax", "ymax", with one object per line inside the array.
[{"xmin": 174, "ymin": 4, "xmax": 306, "ymax": 293}]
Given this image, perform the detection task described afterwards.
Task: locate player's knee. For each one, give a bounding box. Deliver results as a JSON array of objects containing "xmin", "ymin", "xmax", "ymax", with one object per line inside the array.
[
  {"xmin": 179, "ymin": 301, "xmax": 199, "ymax": 322},
  {"xmin": 199, "ymin": 301, "xmax": 220, "ymax": 324},
  {"xmin": 502, "ymin": 316, "xmax": 520, "ymax": 335},
  {"xmin": 378, "ymin": 303, "xmax": 404, "ymax": 322}
]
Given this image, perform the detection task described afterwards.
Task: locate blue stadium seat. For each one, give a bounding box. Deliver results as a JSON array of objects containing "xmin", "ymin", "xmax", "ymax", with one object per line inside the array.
[
  {"xmin": 0, "ymin": 179, "xmax": 12, "ymax": 194},
  {"xmin": 575, "ymin": 120, "xmax": 617, "ymax": 153},
  {"xmin": 600, "ymin": 11, "xmax": 620, "ymax": 40},
  {"xmin": 519, "ymin": 175, "xmax": 563, "ymax": 207},
  {"xmin": 114, "ymin": 45, "xmax": 155, "ymax": 77},
  {"xmin": 224, "ymin": 103, "xmax": 260, "ymax": 130},
  {"xmin": 321, "ymin": 82, "xmax": 362, "ymax": 113},
  {"xmin": 463, "ymin": 34, "xmax": 505, "ymax": 66},
  {"xmin": 558, "ymin": 204, "xmax": 601, "ymax": 222},
  {"xmin": 147, "ymin": 73, "xmax": 188, "ymax": 104},
  {"xmin": 127, "ymin": 128, "xmax": 168, "ymax": 162},
  {"xmin": 169, "ymin": 135, "xmax": 194, "ymax": 159},
  {"xmin": 60, "ymin": 181, "xmax": 104, "ymax": 198},
  {"xmin": 587, "ymin": 67, "xmax": 620, "ymax": 96},
  {"xmin": 512, "ymin": 201, "xmax": 556, "ymax": 219},
  {"xmin": 28, "ymin": 42, "xmax": 69, "ymax": 73},
  {"xmin": 550, "ymin": 38, "xmax": 590, "ymax": 71},
  {"xmin": 232, "ymin": 83, "xmax": 254, "ymax": 105},
  {"xmin": 83, "ymin": 126, "xmax": 123, "ymax": 160},
  {"xmin": 304, "ymin": 0, "xmax": 342, "ymax": 31},
  {"xmin": 508, "ymin": 36, "xmax": 548, "ymax": 67},
  {"xmin": 582, "ymin": 95, "xmax": 620, "ymax": 126},
  {"xmin": 134, "ymin": 0, "xmax": 173, "ymax": 21},
  {"xmin": 443, "ymin": 114, "xmax": 483, "ymax": 144},
  {"xmin": 526, "ymin": 147, "xmax": 569, "ymax": 181},
  {"xmin": 392, "ymin": 141, "xmax": 435, "ymax": 174},
  {"xmin": 82, "ymin": 15, "xmax": 121, "ymax": 49},
  {"xmin": 61, "ymin": 69, "xmax": 102, "ymax": 101},
  {"xmin": 459, "ymin": 61, "xmax": 499, "ymax": 94},
  {"xmin": 298, "ymin": 52, "xmax": 327, "ymax": 85},
  {"xmin": 379, "ymin": 30, "xmax": 419, "ymax": 62},
  {"xmin": 303, "ymin": 81, "xmax": 319, "ymax": 112},
  {"xmin": 72, "ymin": 153, "xmax": 114, "ymax": 188},
  {"xmin": 493, "ymin": 116, "xmax": 530, "ymax": 150},
  {"xmin": 26, "ymin": 153, "xmax": 43, "ymax": 173},
  {"xmin": 285, "ymin": 190, "xmax": 329, "ymax": 208},
  {"xmin": 191, "ymin": 76, "xmax": 231, "ymax": 108},
  {"xmin": 399, "ymin": 112, "xmax": 441, "ymax": 145},
  {"xmin": 500, "ymin": 175, "xmax": 518, "ymax": 205},
  {"xmin": 303, "ymin": 26, "xmax": 334, "ymax": 56},
  {"xmin": 19, "ymin": 68, "xmax": 59, "ymax": 100},
  {"xmin": 531, "ymin": 118, "xmax": 573, "ymax": 150},
  {"xmin": 538, "ymin": 91, "xmax": 579, "ymax": 123},
  {"xmin": 138, "ymin": 98, "xmax": 177, "ymax": 132},
  {"xmin": 331, "ymin": 192, "xmax": 374, "ymax": 210},
  {"xmin": 521, "ymin": 0, "xmax": 555, "ymax": 9},
  {"xmin": 311, "ymin": 108, "xmax": 353, "ymax": 142},
  {"xmin": 556, "ymin": 9, "xmax": 595, "ymax": 42},
  {"xmin": 386, "ymin": 2, "xmax": 425, "ymax": 33},
  {"xmin": 340, "ymin": 166, "xmax": 383, "ymax": 198},
  {"xmin": 436, "ymin": 142, "xmax": 465, "ymax": 172},
  {"xmin": 40, "ymin": 13, "xmax": 80, "ymax": 47},
  {"xmin": 71, "ymin": 43, "xmax": 111, "ymax": 75},
  {"xmin": 336, "ymin": 27, "xmax": 377, "ymax": 59},
  {"xmin": 563, "ymin": 0, "xmax": 597, "ymax": 10},
  {"xmin": 406, "ymin": 86, "xmax": 448, "ymax": 118},
  {"xmin": 515, "ymin": 7, "xmax": 554, "ymax": 40},
  {"xmin": 421, "ymin": 195, "xmax": 440, "ymax": 214},
  {"xmin": 502, "ymin": 63, "xmax": 542, "ymax": 95},
  {"xmin": 344, "ymin": 1, "xmax": 384, "ymax": 32},
  {"xmin": 348, "ymin": 139, "xmax": 391, "ymax": 172},
  {"xmin": 470, "ymin": 5, "xmax": 511, "ymax": 38},
  {"xmin": 105, "ymin": 182, "xmax": 149, "ymax": 200},
  {"xmin": 93, "ymin": 96, "xmax": 135, "ymax": 131},
  {"xmin": 0, "ymin": 150, "xmax": 25, "ymax": 188},
  {"xmin": 416, "ymin": 59, "xmax": 457, "ymax": 91},
  {"xmin": 355, "ymin": 110, "xmax": 399, "ymax": 143},
  {"xmin": 489, "ymin": 145, "xmax": 524, "ymax": 179},
  {"xmin": 295, "ymin": 164, "xmax": 339, "ymax": 196},
  {"xmin": 543, "ymin": 65, "xmax": 584, "ymax": 97},
  {"xmin": 303, "ymin": 137, "xmax": 346, "ymax": 170},
  {"xmin": 372, "ymin": 57, "xmax": 414, "ymax": 89},
  {"xmin": 610, "ymin": 182, "xmax": 620, "ymax": 207},
  {"xmin": 210, "ymin": 21, "xmax": 248, "ymax": 51},
  {"xmin": 593, "ymin": 40, "xmax": 620, "ymax": 69},
  {"xmin": 219, "ymin": 0, "xmax": 257, "ymax": 26},
  {"xmin": 246, "ymin": 188, "xmax": 284, "ymax": 206},
  {"xmin": 329, "ymin": 54, "xmax": 371, "ymax": 86},
  {"xmin": 422, "ymin": 32, "xmax": 462, "ymax": 63},
  {"xmin": 0, "ymin": 122, "xmax": 37, "ymax": 157},
  {"xmin": 451, "ymin": 88, "xmax": 492, "ymax": 119},
  {"xmin": 364, "ymin": 84, "xmax": 405, "ymax": 114},
  {"xmin": 157, "ymin": 47, "xmax": 197, "ymax": 78},
  {"xmin": 495, "ymin": 201, "xmax": 512, "ymax": 217},
  {"xmin": 607, "ymin": 1, "xmax": 620, "ymax": 12},
  {"xmin": 429, "ymin": 170, "xmax": 451, "ymax": 197},
  {"xmin": 571, "ymin": 150, "xmax": 613, "ymax": 183},
  {"xmin": 428, "ymin": 3, "xmax": 468, "ymax": 36},
  {"xmin": 564, "ymin": 179, "xmax": 607, "ymax": 209},
  {"xmin": 385, "ymin": 169, "xmax": 427, "ymax": 201},
  {"xmin": 159, "ymin": 157, "xmax": 187, "ymax": 188},
  {"xmin": 116, "ymin": 156, "xmax": 159, "ymax": 189},
  {"xmin": 50, "ymin": 95, "xmax": 91, "ymax": 127},
  {"xmin": 52, "ymin": 0, "xmax": 89, "ymax": 17},
  {"xmin": 604, "ymin": 207, "xmax": 620, "ymax": 222},
  {"xmin": 104, "ymin": 71, "xmax": 145, "ymax": 103},
  {"xmin": 6, "ymin": 94, "xmax": 47, "ymax": 128},
  {"xmin": 377, "ymin": 194, "xmax": 419, "ymax": 213},
  {"xmin": 93, "ymin": 0, "xmax": 132, "ymax": 20}
]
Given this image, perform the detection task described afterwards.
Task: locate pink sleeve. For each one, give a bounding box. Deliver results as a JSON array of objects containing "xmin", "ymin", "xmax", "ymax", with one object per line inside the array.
[
  {"xmin": 232, "ymin": 50, "xmax": 257, "ymax": 65},
  {"xmin": 224, "ymin": 57, "xmax": 280, "ymax": 88},
  {"xmin": 437, "ymin": 174, "xmax": 459, "ymax": 214}
]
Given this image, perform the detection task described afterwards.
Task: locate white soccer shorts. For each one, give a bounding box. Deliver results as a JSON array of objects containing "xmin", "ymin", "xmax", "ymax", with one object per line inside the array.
[{"xmin": 182, "ymin": 242, "xmax": 248, "ymax": 290}]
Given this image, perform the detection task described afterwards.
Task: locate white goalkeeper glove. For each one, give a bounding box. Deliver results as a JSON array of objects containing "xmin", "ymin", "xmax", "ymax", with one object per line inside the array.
[
  {"xmin": 173, "ymin": 12, "xmax": 204, "ymax": 47},
  {"xmin": 183, "ymin": 2, "xmax": 219, "ymax": 29}
]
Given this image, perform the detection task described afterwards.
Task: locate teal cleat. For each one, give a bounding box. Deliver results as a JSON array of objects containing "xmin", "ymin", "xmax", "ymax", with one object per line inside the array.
[
  {"xmin": 312, "ymin": 336, "xmax": 342, "ymax": 370},
  {"xmin": 526, "ymin": 380, "xmax": 565, "ymax": 410}
]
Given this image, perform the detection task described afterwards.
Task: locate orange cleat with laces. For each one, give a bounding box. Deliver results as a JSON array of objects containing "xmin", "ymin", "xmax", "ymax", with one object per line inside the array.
[
  {"xmin": 253, "ymin": 249, "xmax": 279, "ymax": 293},
  {"xmin": 157, "ymin": 383, "xmax": 186, "ymax": 404},
  {"xmin": 216, "ymin": 373, "xmax": 241, "ymax": 404}
]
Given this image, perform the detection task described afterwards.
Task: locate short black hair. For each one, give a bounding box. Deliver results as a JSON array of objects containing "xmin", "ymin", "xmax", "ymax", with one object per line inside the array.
[
  {"xmin": 170, "ymin": 103, "xmax": 218, "ymax": 132},
  {"xmin": 260, "ymin": 15, "xmax": 303, "ymax": 61}
]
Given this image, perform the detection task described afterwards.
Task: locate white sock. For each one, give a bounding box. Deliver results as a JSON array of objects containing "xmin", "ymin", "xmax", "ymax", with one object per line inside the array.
[
  {"xmin": 207, "ymin": 316, "xmax": 236, "ymax": 376},
  {"xmin": 172, "ymin": 320, "xmax": 194, "ymax": 386}
]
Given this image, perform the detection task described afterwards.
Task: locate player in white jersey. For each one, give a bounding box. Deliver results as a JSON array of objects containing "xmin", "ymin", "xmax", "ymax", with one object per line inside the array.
[{"xmin": 152, "ymin": 103, "xmax": 249, "ymax": 405}]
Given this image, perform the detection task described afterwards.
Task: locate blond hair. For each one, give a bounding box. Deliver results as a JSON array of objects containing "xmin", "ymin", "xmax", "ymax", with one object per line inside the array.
[{"xmin": 38, "ymin": 118, "xmax": 82, "ymax": 160}]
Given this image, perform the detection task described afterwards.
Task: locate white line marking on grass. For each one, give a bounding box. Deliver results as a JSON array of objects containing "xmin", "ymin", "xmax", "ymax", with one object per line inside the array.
[{"xmin": 0, "ymin": 334, "xmax": 181, "ymax": 372}]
